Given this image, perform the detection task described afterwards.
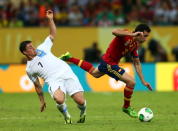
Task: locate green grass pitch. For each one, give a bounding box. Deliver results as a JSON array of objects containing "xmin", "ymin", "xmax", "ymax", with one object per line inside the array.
[{"xmin": 0, "ymin": 92, "xmax": 178, "ymax": 131}]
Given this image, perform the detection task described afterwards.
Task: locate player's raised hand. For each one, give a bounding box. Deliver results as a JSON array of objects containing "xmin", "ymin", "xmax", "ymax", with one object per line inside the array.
[
  {"xmin": 132, "ymin": 32, "xmax": 144, "ymax": 37},
  {"xmin": 142, "ymin": 81, "xmax": 152, "ymax": 91},
  {"xmin": 40, "ymin": 102, "xmax": 46, "ymax": 112},
  {"xmin": 46, "ymin": 10, "xmax": 53, "ymax": 19}
]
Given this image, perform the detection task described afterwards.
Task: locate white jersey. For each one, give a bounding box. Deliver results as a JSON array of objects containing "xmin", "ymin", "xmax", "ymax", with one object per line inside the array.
[{"xmin": 26, "ymin": 36, "xmax": 77, "ymax": 86}]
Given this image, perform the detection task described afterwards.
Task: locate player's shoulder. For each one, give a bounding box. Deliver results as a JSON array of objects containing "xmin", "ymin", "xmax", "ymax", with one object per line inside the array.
[
  {"xmin": 44, "ymin": 35, "xmax": 54, "ymax": 43},
  {"xmin": 37, "ymin": 36, "xmax": 53, "ymax": 50}
]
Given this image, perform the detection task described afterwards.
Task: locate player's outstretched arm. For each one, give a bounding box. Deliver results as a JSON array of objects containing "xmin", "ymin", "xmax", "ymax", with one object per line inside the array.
[
  {"xmin": 132, "ymin": 57, "xmax": 152, "ymax": 91},
  {"xmin": 112, "ymin": 29, "xmax": 143, "ymax": 37},
  {"xmin": 112, "ymin": 29, "xmax": 133, "ymax": 37},
  {"xmin": 46, "ymin": 10, "xmax": 56, "ymax": 41},
  {"xmin": 33, "ymin": 78, "xmax": 46, "ymax": 112}
]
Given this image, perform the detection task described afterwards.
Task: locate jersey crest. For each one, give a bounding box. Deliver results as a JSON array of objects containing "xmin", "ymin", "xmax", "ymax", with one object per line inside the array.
[{"xmin": 36, "ymin": 49, "xmax": 46, "ymax": 57}]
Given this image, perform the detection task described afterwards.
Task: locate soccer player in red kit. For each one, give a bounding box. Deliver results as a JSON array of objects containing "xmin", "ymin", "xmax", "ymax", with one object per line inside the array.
[{"xmin": 60, "ymin": 24, "xmax": 152, "ymax": 118}]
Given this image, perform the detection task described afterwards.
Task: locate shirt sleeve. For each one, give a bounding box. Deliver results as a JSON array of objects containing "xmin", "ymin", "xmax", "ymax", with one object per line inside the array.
[
  {"xmin": 27, "ymin": 72, "xmax": 38, "ymax": 83},
  {"xmin": 131, "ymin": 49, "xmax": 139, "ymax": 58},
  {"xmin": 37, "ymin": 36, "xmax": 53, "ymax": 52}
]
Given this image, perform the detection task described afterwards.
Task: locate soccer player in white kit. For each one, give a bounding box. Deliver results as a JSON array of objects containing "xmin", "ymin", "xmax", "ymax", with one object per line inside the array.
[{"xmin": 19, "ymin": 10, "xmax": 86, "ymax": 124}]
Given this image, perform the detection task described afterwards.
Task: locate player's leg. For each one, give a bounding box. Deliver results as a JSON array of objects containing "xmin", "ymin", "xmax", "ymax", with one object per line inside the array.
[
  {"xmin": 65, "ymin": 78, "xmax": 87, "ymax": 123},
  {"xmin": 59, "ymin": 52, "xmax": 105, "ymax": 78},
  {"xmin": 98, "ymin": 62, "xmax": 137, "ymax": 118},
  {"xmin": 119, "ymin": 72, "xmax": 137, "ymax": 118},
  {"xmin": 71, "ymin": 91, "xmax": 86, "ymax": 123},
  {"xmin": 53, "ymin": 89, "xmax": 72, "ymax": 124}
]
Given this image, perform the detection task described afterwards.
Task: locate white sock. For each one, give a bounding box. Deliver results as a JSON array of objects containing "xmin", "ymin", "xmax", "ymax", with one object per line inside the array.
[
  {"xmin": 77, "ymin": 100, "xmax": 86, "ymax": 116},
  {"xmin": 56, "ymin": 103, "xmax": 70, "ymax": 118}
]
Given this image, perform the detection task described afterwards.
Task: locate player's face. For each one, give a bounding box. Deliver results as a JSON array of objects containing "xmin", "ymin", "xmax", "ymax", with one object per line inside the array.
[
  {"xmin": 137, "ymin": 31, "xmax": 149, "ymax": 43},
  {"xmin": 23, "ymin": 43, "xmax": 37, "ymax": 57}
]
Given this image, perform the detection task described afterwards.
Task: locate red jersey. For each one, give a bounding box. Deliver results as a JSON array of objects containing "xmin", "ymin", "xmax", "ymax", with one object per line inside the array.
[{"xmin": 102, "ymin": 35, "xmax": 139, "ymax": 65}]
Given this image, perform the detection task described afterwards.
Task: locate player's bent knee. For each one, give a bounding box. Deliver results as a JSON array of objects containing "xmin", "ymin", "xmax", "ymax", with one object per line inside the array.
[
  {"xmin": 54, "ymin": 96, "xmax": 65, "ymax": 104},
  {"xmin": 92, "ymin": 73, "xmax": 102, "ymax": 78},
  {"xmin": 74, "ymin": 97, "xmax": 85, "ymax": 105},
  {"xmin": 53, "ymin": 89, "xmax": 65, "ymax": 104},
  {"xmin": 77, "ymin": 99, "xmax": 85, "ymax": 105},
  {"xmin": 127, "ymin": 81, "xmax": 136, "ymax": 88},
  {"xmin": 73, "ymin": 96, "xmax": 85, "ymax": 105},
  {"xmin": 72, "ymin": 92, "xmax": 85, "ymax": 105},
  {"xmin": 77, "ymin": 100, "xmax": 85, "ymax": 105},
  {"xmin": 92, "ymin": 74, "xmax": 101, "ymax": 78},
  {"xmin": 55, "ymin": 99, "xmax": 65, "ymax": 105}
]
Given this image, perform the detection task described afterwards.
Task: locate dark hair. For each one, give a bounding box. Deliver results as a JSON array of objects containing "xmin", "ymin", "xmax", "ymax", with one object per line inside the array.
[
  {"xmin": 19, "ymin": 41, "xmax": 31, "ymax": 53},
  {"xmin": 134, "ymin": 24, "xmax": 151, "ymax": 33}
]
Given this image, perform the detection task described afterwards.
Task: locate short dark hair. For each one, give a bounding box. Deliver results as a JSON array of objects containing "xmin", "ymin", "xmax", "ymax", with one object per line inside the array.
[
  {"xmin": 19, "ymin": 41, "xmax": 31, "ymax": 53},
  {"xmin": 134, "ymin": 24, "xmax": 151, "ymax": 33}
]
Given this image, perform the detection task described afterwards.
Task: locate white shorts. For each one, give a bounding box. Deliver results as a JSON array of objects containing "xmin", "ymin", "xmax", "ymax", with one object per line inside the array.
[{"xmin": 48, "ymin": 77, "xmax": 84, "ymax": 98}]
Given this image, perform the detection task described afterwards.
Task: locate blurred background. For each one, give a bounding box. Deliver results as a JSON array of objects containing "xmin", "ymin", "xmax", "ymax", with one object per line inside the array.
[
  {"xmin": 0, "ymin": 0, "xmax": 178, "ymax": 93},
  {"xmin": 1, "ymin": 1, "xmax": 178, "ymax": 130}
]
